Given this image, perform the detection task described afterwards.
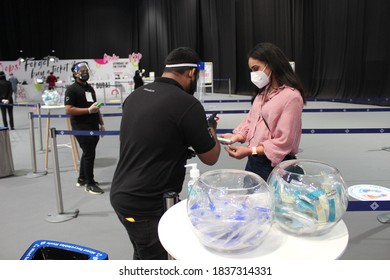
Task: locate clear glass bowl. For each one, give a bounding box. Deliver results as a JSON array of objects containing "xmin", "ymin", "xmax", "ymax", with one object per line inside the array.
[
  {"xmin": 267, "ymin": 159, "xmax": 349, "ymax": 236},
  {"xmin": 187, "ymin": 169, "xmax": 274, "ymax": 253},
  {"xmin": 42, "ymin": 90, "xmax": 61, "ymax": 106}
]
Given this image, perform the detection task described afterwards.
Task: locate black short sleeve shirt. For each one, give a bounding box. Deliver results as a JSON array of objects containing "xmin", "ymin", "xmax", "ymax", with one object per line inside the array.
[
  {"xmin": 65, "ymin": 81, "xmax": 99, "ymax": 126},
  {"xmin": 110, "ymin": 77, "xmax": 216, "ymax": 216}
]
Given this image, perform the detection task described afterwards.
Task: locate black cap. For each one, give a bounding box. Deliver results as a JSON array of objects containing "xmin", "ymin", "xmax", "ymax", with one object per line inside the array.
[{"xmin": 0, "ymin": 71, "xmax": 5, "ymax": 76}]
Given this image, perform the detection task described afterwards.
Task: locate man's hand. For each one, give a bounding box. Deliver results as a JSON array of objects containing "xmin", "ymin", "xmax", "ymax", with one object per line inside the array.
[
  {"xmin": 88, "ymin": 103, "xmax": 100, "ymax": 114},
  {"xmin": 186, "ymin": 149, "xmax": 196, "ymax": 159},
  {"xmin": 207, "ymin": 112, "xmax": 218, "ymax": 129},
  {"xmin": 100, "ymin": 125, "xmax": 105, "ymax": 138}
]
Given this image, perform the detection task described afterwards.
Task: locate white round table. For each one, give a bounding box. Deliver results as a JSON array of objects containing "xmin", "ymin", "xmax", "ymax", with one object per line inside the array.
[{"xmin": 158, "ymin": 200, "xmax": 349, "ymax": 260}]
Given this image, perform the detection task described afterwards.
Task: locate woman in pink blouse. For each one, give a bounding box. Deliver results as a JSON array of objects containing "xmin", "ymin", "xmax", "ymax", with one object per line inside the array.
[{"xmin": 220, "ymin": 42, "xmax": 306, "ymax": 181}]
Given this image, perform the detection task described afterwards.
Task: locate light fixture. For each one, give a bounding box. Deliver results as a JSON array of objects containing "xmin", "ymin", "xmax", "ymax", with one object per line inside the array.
[
  {"xmin": 43, "ymin": 55, "xmax": 58, "ymax": 62},
  {"xmin": 44, "ymin": 50, "xmax": 59, "ymax": 62},
  {"xmin": 19, "ymin": 50, "xmax": 25, "ymax": 62}
]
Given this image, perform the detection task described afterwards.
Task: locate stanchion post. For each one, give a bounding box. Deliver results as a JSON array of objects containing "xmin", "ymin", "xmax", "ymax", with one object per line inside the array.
[
  {"xmin": 228, "ymin": 78, "xmax": 231, "ymax": 97},
  {"xmin": 29, "ymin": 112, "xmax": 37, "ymax": 173},
  {"xmin": 120, "ymin": 87, "xmax": 124, "ymax": 106},
  {"xmin": 163, "ymin": 191, "xmax": 180, "ymax": 260},
  {"xmin": 46, "ymin": 127, "xmax": 79, "ymax": 223},
  {"xmin": 51, "ymin": 127, "xmax": 64, "ymax": 214},
  {"xmin": 36, "ymin": 103, "xmax": 43, "ymax": 151},
  {"xmin": 26, "ymin": 112, "xmax": 47, "ymax": 178},
  {"xmin": 103, "ymin": 83, "xmax": 107, "ymax": 104}
]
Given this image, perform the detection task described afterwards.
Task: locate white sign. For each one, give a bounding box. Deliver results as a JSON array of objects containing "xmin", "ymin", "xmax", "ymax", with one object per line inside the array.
[
  {"xmin": 204, "ymin": 62, "xmax": 213, "ymax": 85},
  {"xmin": 0, "ymin": 53, "xmax": 142, "ymax": 103}
]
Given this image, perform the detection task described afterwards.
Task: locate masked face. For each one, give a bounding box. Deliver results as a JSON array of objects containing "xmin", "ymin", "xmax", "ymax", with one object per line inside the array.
[
  {"xmin": 74, "ymin": 64, "xmax": 90, "ymax": 82},
  {"xmin": 79, "ymin": 72, "xmax": 90, "ymax": 82},
  {"xmin": 250, "ymin": 64, "xmax": 271, "ymax": 89}
]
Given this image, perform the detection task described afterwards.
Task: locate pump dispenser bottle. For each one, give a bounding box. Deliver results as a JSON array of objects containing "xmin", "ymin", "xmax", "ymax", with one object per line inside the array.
[{"xmin": 184, "ymin": 163, "xmax": 200, "ymax": 196}]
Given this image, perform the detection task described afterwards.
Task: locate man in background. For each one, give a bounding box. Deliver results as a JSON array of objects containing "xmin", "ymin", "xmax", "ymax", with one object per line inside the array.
[
  {"xmin": 46, "ymin": 72, "xmax": 58, "ymax": 90},
  {"xmin": 8, "ymin": 73, "xmax": 19, "ymax": 103},
  {"xmin": 0, "ymin": 71, "xmax": 14, "ymax": 129},
  {"xmin": 65, "ymin": 62, "xmax": 105, "ymax": 195}
]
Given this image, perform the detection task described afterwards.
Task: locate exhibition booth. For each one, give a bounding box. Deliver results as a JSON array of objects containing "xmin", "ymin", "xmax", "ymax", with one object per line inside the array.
[{"xmin": 0, "ymin": 53, "xmax": 144, "ymax": 103}]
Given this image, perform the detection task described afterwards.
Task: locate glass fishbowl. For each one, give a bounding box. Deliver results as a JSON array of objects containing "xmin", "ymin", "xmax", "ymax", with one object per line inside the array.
[
  {"xmin": 187, "ymin": 169, "xmax": 274, "ymax": 253},
  {"xmin": 42, "ymin": 90, "xmax": 61, "ymax": 106},
  {"xmin": 267, "ymin": 159, "xmax": 349, "ymax": 236}
]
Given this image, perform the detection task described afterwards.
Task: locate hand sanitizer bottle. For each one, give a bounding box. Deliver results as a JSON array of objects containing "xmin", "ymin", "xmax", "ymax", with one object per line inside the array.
[{"xmin": 185, "ymin": 163, "xmax": 200, "ymax": 197}]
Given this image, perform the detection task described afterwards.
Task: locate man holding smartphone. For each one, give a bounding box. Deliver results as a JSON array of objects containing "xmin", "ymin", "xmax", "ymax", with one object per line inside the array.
[{"xmin": 110, "ymin": 47, "xmax": 221, "ymax": 260}]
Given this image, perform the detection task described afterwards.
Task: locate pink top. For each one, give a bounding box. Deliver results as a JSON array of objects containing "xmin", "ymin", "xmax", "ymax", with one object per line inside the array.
[{"xmin": 233, "ymin": 85, "xmax": 304, "ymax": 167}]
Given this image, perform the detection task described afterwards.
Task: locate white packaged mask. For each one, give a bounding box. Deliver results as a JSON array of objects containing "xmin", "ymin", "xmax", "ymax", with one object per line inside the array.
[{"xmin": 250, "ymin": 64, "xmax": 271, "ymax": 89}]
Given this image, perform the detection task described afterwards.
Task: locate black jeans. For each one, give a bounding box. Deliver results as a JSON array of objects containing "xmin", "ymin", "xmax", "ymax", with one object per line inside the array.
[
  {"xmin": 245, "ymin": 154, "xmax": 297, "ymax": 182},
  {"xmin": 245, "ymin": 155, "xmax": 274, "ymax": 182},
  {"xmin": 1, "ymin": 105, "xmax": 14, "ymax": 129},
  {"xmin": 115, "ymin": 211, "xmax": 168, "ymax": 260},
  {"xmin": 75, "ymin": 134, "xmax": 99, "ymax": 185}
]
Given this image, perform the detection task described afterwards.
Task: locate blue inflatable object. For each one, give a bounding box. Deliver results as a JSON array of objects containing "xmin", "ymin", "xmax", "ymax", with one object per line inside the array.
[{"xmin": 20, "ymin": 240, "xmax": 108, "ymax": 260}]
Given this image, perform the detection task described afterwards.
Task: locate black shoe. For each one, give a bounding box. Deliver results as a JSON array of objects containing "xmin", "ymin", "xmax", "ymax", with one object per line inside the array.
[
  {"xmin": 85, "ymin": 184, "xmax": 104, "ymax": 195},
  {"xmin": 77, "ymin": 178, "xmax": 99, "ymax": 187},
  {"xmin": 76, "ymin": 178, "xmax": 86, "ymax": 187}
]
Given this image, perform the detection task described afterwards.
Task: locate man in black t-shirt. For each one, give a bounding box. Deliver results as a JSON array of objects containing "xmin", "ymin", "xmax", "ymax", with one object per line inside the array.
[
  {"xmin": 65, "ymin": 62, "xmax": 105, "ymax": 195},
  {"xmin": 110, "ymin": 47, "xmax": 221, "ymax": 260}
]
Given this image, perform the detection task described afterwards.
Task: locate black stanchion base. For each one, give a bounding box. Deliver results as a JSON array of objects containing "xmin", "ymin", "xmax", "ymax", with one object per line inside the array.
[
  {"xmin": 377, "ymin": 213, "xmax": 390, "ymax": 224},
  {"xmin": 46, "ymin": 209, "xmax": 79, "ymax": 223},
  {"xmin": 25, "ymin": 170, "xmax": 48, "ymax": 178}
]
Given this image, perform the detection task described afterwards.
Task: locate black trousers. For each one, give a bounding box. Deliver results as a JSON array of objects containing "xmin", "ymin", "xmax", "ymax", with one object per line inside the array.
[
  {"xmin": 114, "ymin": 210, "xmax": 168, "ymax": 260},
  {"xmin": 1, "ymin": 105, "xmax": 14, "ymax": 129},
  {"xmin": 245, "ymin": 155, "xmax": 274, "ymax": 182},
  {"xmin": 245, "ymin": 154, "xmax": 297, "ymax": 182},
  {"xmin": 75, "ymin": 134, "xmax": 99, "ymax": 185}
]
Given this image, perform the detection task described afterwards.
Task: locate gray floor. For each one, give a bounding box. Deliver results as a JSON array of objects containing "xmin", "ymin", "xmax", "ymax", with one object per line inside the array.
[{"xmin": 1, "ymin": 93, "xmax": 389, "ymax": 260}]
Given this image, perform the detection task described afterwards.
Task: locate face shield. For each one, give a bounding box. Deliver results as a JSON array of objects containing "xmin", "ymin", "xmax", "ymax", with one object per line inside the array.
[
  {"xmin": 72, "ymin": 61, "xmax": 92, "ymax": 82},
  {"xmin": 164, "ymin": 62, "xmax": 205, "ymax": 95}
]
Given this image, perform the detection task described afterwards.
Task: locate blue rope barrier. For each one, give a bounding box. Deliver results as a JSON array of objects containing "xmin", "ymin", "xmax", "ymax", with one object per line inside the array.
[
  {"xmin": 301, "ymin": 128, "xmax": 390, "ymax": 134},
  {"xmin": 32, "ymin": 112, "xmax": 123, "ymax": 118},
  {"xmin": 53, "ymin": 128, "xmax": 390, "ymax": 136},
  {"xmin": 203, "ymin": 99, "xmax": 250, "ymax": 103},
  {"xmin": 33, "ymin": 114, "xmax": 68, "ymax": 118},
  {"xmin": 0, "ymin": 103, "xmax": 37, "ymax": 107},
  {"xmin": 303, "ymin": 107, "xmax": 390, "ymax": 113},
  {"xmin": 55, "ymin": 129, "xmax": 119, "ymax": 136},
  {"xmin": 205, "ymin": 110, "xmax": 250, "ymax": 114},
  {"xmin": 346, "ymin": 200, "xmax": 390, "ymax": 211},
  {"xmin": 218, "ymin": 128, "xmax": 390, "ymax": 134},
  {"xmin": 307, "ymin": 97, "xmax": 390, "ymax": 103},
  {"xmin": 203, "ymin": 97, "xmax": 390, "ymax": 103},
  {"xmin": 31, "ymin": 107, "xmax": 390, "ymax": 119}
]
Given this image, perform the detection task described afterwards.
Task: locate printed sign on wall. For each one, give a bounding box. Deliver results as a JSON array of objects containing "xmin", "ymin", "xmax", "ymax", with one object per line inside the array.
[{"xmin": 0, "ymin": 53, "xmax": 142, "ymax": 102}]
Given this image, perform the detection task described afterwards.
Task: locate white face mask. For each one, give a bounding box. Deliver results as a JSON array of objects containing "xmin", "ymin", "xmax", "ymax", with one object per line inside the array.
[{"xmin": 250, "ymin": 64, "xmax": 271, "ymax": 89}]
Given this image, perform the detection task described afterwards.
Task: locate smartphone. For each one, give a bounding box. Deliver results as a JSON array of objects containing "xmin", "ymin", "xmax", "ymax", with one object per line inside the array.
[
  {"xmin": 217, "ymin": 137, "xmax": 232, "ymax": 144},
  {"xmin": 96, "ymin": 102, "xmax": 104, "ymax": 107}
]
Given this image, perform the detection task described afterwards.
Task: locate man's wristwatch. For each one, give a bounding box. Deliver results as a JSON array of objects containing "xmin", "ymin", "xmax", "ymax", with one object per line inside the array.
[{"xmin": 251, "ymin": 146, "xmax": 258, "ymax": 156}]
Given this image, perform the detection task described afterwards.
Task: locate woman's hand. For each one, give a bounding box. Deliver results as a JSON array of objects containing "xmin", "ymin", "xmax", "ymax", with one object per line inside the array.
[
  {"xmin": 219, "ymin": 133, "xmax": 244, "ymax": 144},
  {"xmin": 224, "ymin": 145, "xmax": 251, "ymax": 159}
]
